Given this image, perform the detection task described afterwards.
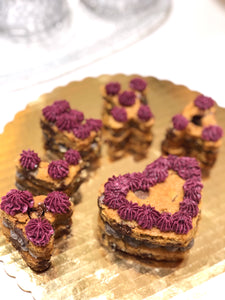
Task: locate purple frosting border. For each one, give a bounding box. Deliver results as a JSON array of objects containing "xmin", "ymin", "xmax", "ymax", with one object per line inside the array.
[{"xmin": 102, "ymin": 155, "xmax": 203, "ymax": 234}]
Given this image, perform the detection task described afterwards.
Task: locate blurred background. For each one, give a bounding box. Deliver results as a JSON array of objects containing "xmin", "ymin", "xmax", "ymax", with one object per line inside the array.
[
  {"xmin": 0, "ymin": 0, "xmax": 225, "ymax": 298},
  {"xmin": 0, "ymin": 0, "xmax": 225, "ymax": 134}
]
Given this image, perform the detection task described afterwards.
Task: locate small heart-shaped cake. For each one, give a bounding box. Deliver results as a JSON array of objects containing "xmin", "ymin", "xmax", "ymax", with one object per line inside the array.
[
  {"xmin": 15, "ymin": 149, "xmax": 85, "ymax": 203},
  {"xmin": 101, "ymin": 77, "xmax": 154, "ymax": 161},
  {"xmin": 98, "ymin": 155, "xmax": 203, "ymax": 261},
  {"xmin": 40, "ymin": 100, "xmax": 102, "ymax": 170},
  {"xmin": 0, "ymin": 189, "xmax": 73, "ymax": 271},
  {"xmin": 161, "ymin": 95, "xmax": 223, "ymax": 177}
]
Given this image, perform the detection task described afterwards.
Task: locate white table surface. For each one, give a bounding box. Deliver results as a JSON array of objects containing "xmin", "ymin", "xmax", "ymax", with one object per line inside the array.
[{"xmin": 0, "ymin": 0, "xmax": 225, "ymax": 299}]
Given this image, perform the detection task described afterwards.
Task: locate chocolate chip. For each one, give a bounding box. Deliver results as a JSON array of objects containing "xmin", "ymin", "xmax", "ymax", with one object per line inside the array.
[
  {"xmin": 134, "ymin": 190, "xmax": 149, "ymax": 200},
  {"xmin": 191, "ymin": 115, "xmax": 202, "ymax": 126}
]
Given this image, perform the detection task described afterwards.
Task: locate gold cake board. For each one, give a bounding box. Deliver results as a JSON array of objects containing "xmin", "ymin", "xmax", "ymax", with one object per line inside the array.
[{"xmin": 0, "ymin": 75, "xmax": 225, "ymax": 299}]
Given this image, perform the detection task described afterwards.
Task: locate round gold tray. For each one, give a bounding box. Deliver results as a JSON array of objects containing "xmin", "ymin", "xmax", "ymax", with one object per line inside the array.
[{"xmin": 0, "ymin": 75, "xmax": 225, "ymax": 299}]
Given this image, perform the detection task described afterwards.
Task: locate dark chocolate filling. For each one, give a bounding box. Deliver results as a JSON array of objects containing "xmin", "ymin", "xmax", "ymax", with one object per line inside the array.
[
  {"xmin": 10, "ymin": 227, "xmax": 28, "ymax": 252},
  {"xmin": 3, "ymin": 218, "xmax": 29, "ymax": 252},
  {"xmin": 162, "ymin": 128, "xmax": 218, "ymax": 168},
  {"xmin": 191, "ymin": 115, "xmax": 202, "ymax": 126},
  {"xmin": 15, "ymin": 167, "xmax": 84, "ymax": 198},
  {"xmin": 103, "ymin": 221, "xmax": 194, "ymax": 252}
]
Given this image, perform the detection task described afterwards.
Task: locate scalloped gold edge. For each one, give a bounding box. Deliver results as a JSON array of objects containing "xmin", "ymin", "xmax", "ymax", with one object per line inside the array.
[{"xmin": 0, "ymin": 74, "xmax": 224, "ymax": 299}]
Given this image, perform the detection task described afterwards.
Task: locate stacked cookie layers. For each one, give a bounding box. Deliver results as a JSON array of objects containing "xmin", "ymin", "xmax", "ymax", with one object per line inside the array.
[
  {"xmin": 40, "ymin": 100, "xmax": 102, "ymax": 170},
  {"xmin": 161, "ymin": 95, "xmax": 223, "ymax": 177},
  {"xmin": 101, "ymin": 77, "xmax": 154, "ymax": 161},
  {"xmin": 0, "ymin": 189, "xmax": 73, "ymax": 272},
  {"xmin": 16, "ymin": 149, "xmax": 85, "ymax": 203},
  {"xmin": 98, "ymin": 155, "xmax": 203, "ymax": 261}
]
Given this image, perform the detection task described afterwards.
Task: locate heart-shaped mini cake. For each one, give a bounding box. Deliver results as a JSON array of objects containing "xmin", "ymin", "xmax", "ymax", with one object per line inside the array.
[
  {"xmin": 101, "ymin": 77, "xmax": 154, "ymax": 161},
  {"xmin": 161, "ymin": 95, "xmax": 223, "ymax": 177},
  {"xmin": 15, "ymin": 149, "xmax": 85, "ymax": 203},
  {"xmin": 98, "ymin": 155, "xmax": 203, "ymax": 261},
  {"xmin": 0, "ymin": 189, "xmax": 73, "ymax": 271},
  {"xmin": 40, "ymin": 100, "xmax": 102, "ymax": 170}
]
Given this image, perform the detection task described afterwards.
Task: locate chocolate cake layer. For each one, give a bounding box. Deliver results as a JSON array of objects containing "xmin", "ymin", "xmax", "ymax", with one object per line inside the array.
[
  {"xmin": 99, "ymin": 216, "xmax": 194, "ymax": 252},
  {"xmin": 98, "ymin": 217, "xmax": 192, "ymax": 261}
]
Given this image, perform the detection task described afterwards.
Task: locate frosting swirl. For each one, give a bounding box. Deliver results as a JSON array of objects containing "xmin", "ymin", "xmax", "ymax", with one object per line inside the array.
[
  {"xmin": 52, "ymin": 100, "xmax": 71, "ymax": 114},
  {"xmin": 156, "ymin": 212, "xmax": 172, "ymax": 232},
  {"xmin": 125, "ymin": 172, "xmax": 142, "ymax": 191},
  {"xmin": 173, "ymin": 157, "xmax": 201, "ymax": 179},
  {"xmin": 105, "ymin": 82, "xmax": 121, "ymax": 95},
  {"xmin": 44, "ymin": 191, "xmax": 71, "ymax": 214},
  {"xmin": 70, "ymin": 109, "xmax": 84, "ymax": 123},
  {"xmin": 179, "ymin": 199, "xmax": 199, "ymax": 218},
  {"xmin": 19, "ymin": 149, "xmax": 41, "ymax": 170},
  {"xmin": 64, "ymin": 149, "xmax": 81, "ymax": 165},
  {"xmin": 119, "ymin": 91, "xmax": 136, "ymax": 106},
  {"xmin": 139, "ymin": 175, "xmax": 157, "ymax": 191},
  {"xmin": 172, "ymin": 114, "xmax": 188, "ymax": 130},
  {"xmin": 42, "ymin": 105, "xmax": 59, "ymax": 123},
  {"xmin": 137, "ymin": 105, "xmax": 153, "ymax": 121},
  {"xmin": 1, "ymin": 189, "xmax": 34, "ymax": 216},
  {"xmin": 103, "ymin": 192, "xmax": 126, "ymax": 209},
  {"xmin": 117, "ymin": 200, "xmax": 139, "ymax": 221},
  {"xmin": 111, "ymin": 106, "xmax": 127, "ymax": 122},
  {"xmin": 145, "ymin": 157, "xmax": 169, "ymax": 171},
  {"xmin": 202, "ymin": 125, "xmax": 223, "ymax": 142},
  {"xmin": 48, "ymin": 160, "xmax": 69, "ymax": 179},
  {"xmin": 129, "ymin": 78, "xmax": 147, "ymax": 91},
  {"xmin": 144, "ymin": 167, "xmax": 168, "ymax": 183},
  {"xmin": 56, "ymin": 111, "xmax": 79, "ymax": 131},
  {"xmin": 73, "ymin": 124, "xmax": 91, "ymax": 140},
  {"xmin": 25, "ymin": 218, "xmax": 54, "ymax": 247},
  {"xmin": 42, "ymin": 100, "xmax": 70, "ymax": 122},
  {"xmin": 86, "ymin": 118, "xmax": 102, "ymax": 132},
  {"xmin": 183, "ymin": 179, "xmax": 203, "ymax": 203},
  {"xmin": 104, "ymin": 175, "xmax": 129, "ymax": 195},
  {"xmin": 172, "ymin": 212, "xmax": 193, "ymax": 234},
  {"xmin": 136, "ymin": 204, "xmax": 160, "ymax": 229},
  {"xmin": 167, "ymin": 154, "xmax": 177, "ymax": 169},
  {"xmin": 194, "ymin": 95, "xmax": 214, "ymax": 110}
]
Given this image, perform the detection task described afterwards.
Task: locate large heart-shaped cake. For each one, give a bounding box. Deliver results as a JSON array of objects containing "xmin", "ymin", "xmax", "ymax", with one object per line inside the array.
[{"xmin": 98, "ymin": 155, "xmax": 203, "ymax": 261}]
